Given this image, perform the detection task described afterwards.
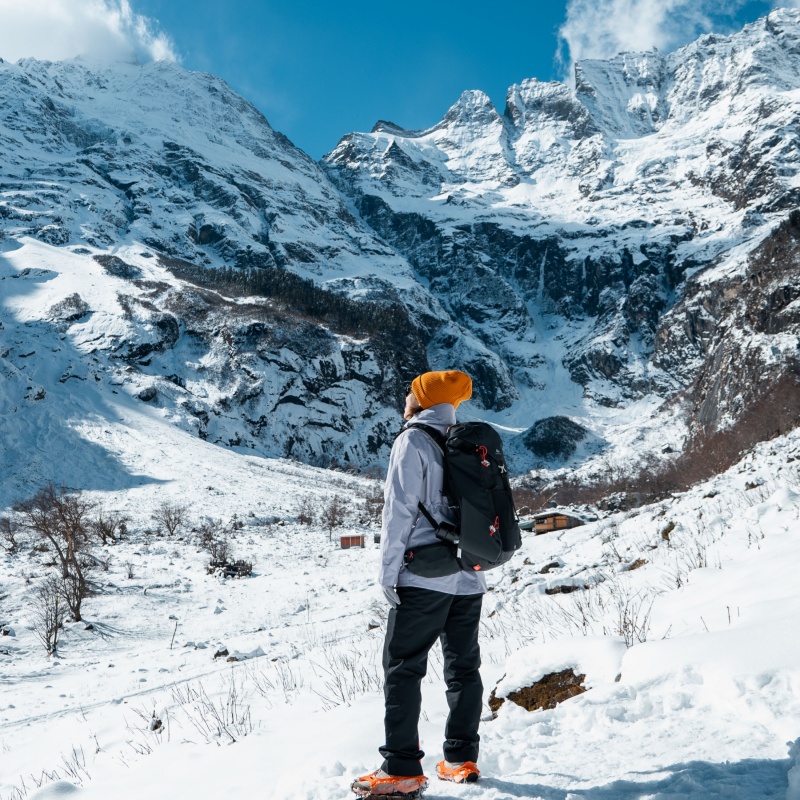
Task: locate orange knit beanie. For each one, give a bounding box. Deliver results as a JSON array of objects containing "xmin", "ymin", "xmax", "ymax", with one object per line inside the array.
[{"xmin": 411, "ymin": 370, "xmax": 472, "ymax": 409}]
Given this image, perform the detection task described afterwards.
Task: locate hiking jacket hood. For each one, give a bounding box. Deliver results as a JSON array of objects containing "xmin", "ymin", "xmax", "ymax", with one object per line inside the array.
[{"xmin": 379, "ymin": 404, "xmax": 486, "ymax": 596}]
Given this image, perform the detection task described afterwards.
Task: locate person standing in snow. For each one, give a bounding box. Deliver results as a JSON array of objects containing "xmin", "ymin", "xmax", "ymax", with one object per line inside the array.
[{"xmin": 352, "ymin": 370, "xmax": 484, "ymax": 798}]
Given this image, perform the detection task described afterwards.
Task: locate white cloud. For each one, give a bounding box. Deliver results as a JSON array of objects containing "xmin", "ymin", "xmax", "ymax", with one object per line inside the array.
[
  {"xmin": 558, "ymin": 0, "xmax": 747, "ymax": 79},
  {"xmin": 0, "ymin": 0, "xmax": 176, "ymax": 64}
]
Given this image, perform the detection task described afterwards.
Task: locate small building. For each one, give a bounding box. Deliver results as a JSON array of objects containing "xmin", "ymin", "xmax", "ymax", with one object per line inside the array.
[
  {"xmin": 524, "ymin": 511, "xmax": 586, "ymax": 535},
  {"xmin": 341, "ymin": 534, "xmax": 365, "ymax": 549}
]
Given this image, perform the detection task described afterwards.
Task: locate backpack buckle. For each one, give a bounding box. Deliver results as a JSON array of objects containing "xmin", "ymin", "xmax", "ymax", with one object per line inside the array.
[{"xmin": 435, "ymin": 521, "xmax": 459, "ymax": 545}]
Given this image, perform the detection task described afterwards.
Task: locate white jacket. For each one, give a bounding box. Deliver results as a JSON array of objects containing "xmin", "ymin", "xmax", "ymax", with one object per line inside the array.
[{"xmin": 378, "ymin": 403, "xmax": 487, "ymax": 596}]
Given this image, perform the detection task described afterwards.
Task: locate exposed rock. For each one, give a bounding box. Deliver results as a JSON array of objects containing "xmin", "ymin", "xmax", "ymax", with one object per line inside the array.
[
  {"xmin": 137, "ymin": 387, "xmax": 157, "ymax": 402},
  {"xmin": 48, "ymin": 293, "xmax": 89, "ymax": 325},
  {"xmin": 488, "ymin": 668, "xmax": 587, "ymax": 717},
  {"xmin": 544, "ymin": 584, "xmax": 588, "ymax": 595},
  {"xmin": 522, "ymin": 417, "xmax": 589, "ymax": 460},
  {"xmin": 94, "ymin": 254, "xmax": 143, "ymax": 280}
]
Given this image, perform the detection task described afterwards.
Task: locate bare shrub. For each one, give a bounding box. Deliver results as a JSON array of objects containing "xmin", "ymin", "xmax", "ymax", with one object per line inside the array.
[
  {"xmin": 60, "ymin": 566, "xmax": 91, "ymax": 622},
  {"xmin": 196, "ymin": 520, "xmax": 231, "ymax": 569},
  {"xmin": 612, "ymin": 587, "xmax": 655, "ymax": 647},
  {"xmin": 296, "ymin": 494, "xmax": 316, "ymax": 525},
  {"xmin": 31, "ymin": 577, "xmax": 66, "ymax": 655},
  {"xmin": 124, "ymin": 561, "xmax": 135, "ymax": 579},
  {"xmin": 310, "ymin": 641, "xmax": 383, "ymax": 710},
  {"xmin": 320, "ymin": 495, "xmax": 346, "ymax": 540},
  {"xmin": 196, "ymin": 519, "xmax": 222, "ymax": 551},
  {"xmin": 0, "ymin": 515, "xmax": 19, "ymax": 553},
  {"xmin": 209, "ymin": 534, "xmax": 230, "ymax": 566},
  {"xmin": 152, "ymin": 502, "xmax": 188, "ymax": 537},
  {"xmin": 170, "ymin": 674, "xmax": 253, "ymax": 744},
  {"xmin": 2, "ymin": 745, "xmax": 91, "ymax": 798},
  {"xmin": 91, "ymin": 509, "xmax": 128, "ymax": 544},
  {"xmin": 273, "ymin": 660, "xmax": 304, "ymax": 701},
  {"xmin": 17, "ymin": 484, "xmax": 93, "ymax": 621},
  {"xmin": 229, "ymin": 514, "xmax": 244, "ymax": 531},
  {"xmin": 361, "ymin": 486, "xmax": 384, "ymax": 527},
  {"xmin": 487, "ymin": 573, "xmax": 658, "ymax": 651}
]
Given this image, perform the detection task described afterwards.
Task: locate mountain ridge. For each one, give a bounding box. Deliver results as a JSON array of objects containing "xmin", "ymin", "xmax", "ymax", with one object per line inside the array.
[{"xmin": 1, "ymin": 9, "xmax": 799, "ymax": 489}]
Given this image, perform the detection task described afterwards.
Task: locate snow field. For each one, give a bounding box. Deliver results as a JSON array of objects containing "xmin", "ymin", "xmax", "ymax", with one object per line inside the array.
[{"xmin": 1, "ymin": 422, "xmax": 798, "ymax": 799}]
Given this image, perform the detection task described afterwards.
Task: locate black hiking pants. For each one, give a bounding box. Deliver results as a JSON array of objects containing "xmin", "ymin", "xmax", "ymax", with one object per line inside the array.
[{"xmin": 380, "ymin": 586, "xmax": 483, "ymax": 777}]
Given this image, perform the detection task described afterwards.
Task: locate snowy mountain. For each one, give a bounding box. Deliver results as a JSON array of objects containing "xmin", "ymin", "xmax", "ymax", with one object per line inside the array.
[
  {"xmin": 325, "ymin": 9, "xmax": 800, "ymax": 458},
  {"xmin": 1, "ymin": 373, "xmax": 798, "ymax": 800},
  {"xmin": 2, "ymin": 10, "xmax": 800, "ymax": 490},
  {"xmin": 2, "ymin": 11, "xmax": 800, "ymax": 800},
  {"xmin": 0, "ymin": 56, "xmax": 437, "ymax": 475}
]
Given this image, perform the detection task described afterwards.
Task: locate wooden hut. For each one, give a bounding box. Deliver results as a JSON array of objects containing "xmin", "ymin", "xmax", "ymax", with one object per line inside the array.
[
  {"xmin": 341, "ymin": 534, "xmax": 365, "ymax": 549},
  {"xmin": 529, "ymin": 511, "xmax": 586, "ymax": 535}
]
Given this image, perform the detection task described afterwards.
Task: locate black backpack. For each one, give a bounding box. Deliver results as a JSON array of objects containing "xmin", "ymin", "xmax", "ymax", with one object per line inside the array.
[{"xmin": 401, "ymin": 421, "xmax": 521, "ymax": 577}]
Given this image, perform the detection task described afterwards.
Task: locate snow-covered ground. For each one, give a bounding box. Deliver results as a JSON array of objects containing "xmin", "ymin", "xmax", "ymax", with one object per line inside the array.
[{"xmin": 2, "ymin": 358, "xmax": 799, "ymax": 799}]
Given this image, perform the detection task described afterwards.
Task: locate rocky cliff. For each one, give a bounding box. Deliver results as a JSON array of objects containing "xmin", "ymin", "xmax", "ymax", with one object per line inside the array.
[
  {"xmin": 324, "ymin": 10, "xmax": 800, "ymax": 466},
  {"xmin": 2, "ymin": 11, "xmax": 800, "ymax": 484}
]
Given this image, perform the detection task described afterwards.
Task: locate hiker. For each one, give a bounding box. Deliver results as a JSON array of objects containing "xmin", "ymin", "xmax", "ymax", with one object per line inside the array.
[{"xmin": 352, "ymin": 370, "xmax": 484, "ymax": 798}]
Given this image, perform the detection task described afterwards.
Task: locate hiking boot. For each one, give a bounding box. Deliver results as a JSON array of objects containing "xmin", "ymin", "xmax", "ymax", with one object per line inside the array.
[
  {"xmin": 436, "ymin": 760, "xmax": 480, "ymax": 783},
  {"xmin": 351, "ymin": 769, "xmax": 428, "ymax": 797}
]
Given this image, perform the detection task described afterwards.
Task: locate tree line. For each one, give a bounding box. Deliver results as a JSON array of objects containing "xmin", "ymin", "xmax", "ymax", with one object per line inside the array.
[{"xmin": 165, "ymin": 260, "xmax": 418, "ymax": 344}]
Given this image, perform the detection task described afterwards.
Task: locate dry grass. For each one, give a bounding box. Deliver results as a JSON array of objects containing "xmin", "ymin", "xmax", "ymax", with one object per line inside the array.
[{"xmin": 516, "ymin": 370, "xmax": 800, "ymax": 513}]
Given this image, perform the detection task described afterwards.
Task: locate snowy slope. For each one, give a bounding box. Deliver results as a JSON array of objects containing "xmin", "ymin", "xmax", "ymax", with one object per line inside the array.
[
  {"xmin": 0, "ymin": 56, "xmax": 412, "ymax": 284},
  {"xmin": 0, "ymin": 56, "xmax": 431, "ymax": 472},
  {"xmin": 1, "ymin": 402, "xmax": 798, "ymax": 799}
]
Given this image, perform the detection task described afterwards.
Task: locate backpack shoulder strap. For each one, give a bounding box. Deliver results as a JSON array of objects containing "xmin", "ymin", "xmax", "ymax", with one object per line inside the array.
[
  {"xmin": 404, "ymin": 423, "xmax": 447, "ymax": 454},
  {"xmin": 405, "ymin": 422, "xmax": 455, "ymax": 510}
]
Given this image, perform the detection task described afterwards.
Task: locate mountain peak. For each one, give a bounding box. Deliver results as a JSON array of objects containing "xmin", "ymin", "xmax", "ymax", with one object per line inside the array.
[
  {"xmin": 371, "ymin": 120, "xmax": 409, "ymax": 135},
  {"xmin": 574, "ymin": 50, "xmax": 667, "ymax": 137},
  {"xmin": 442, "ymin": 89, "xmax": 500, "ymax": 126},
  {"xmin": 505, "ymin": 78, "xmax": 595, "ymax": 137}
]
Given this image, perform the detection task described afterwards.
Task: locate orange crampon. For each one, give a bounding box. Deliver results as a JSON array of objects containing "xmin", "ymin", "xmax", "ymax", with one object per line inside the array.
[
  {"xmin": 435, "ymin": 760, "xmax": 480, "ymax": 783},
  {"xmin": 351, "ymin": 769, "xmax": 428, "ymax": 797}
]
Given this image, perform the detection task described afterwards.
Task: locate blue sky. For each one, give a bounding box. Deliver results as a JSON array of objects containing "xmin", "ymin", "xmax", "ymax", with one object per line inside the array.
[
  {"xmin": 131, "ymin": 0, "xmax": 572, "ymax": 158},
  {"xmin": 129, "ymin": 0, "xmax": 782, "ymax": 158},
  {"xmin": 2, "ymin": 0, "xmax": 782, "ymax": 159}
]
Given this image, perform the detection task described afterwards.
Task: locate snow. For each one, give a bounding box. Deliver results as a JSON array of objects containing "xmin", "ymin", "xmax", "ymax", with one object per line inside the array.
[
  {"xmin": 494, "ymin": 636, "xmax": 627, "ymax": 696},
  {"xmin": 1, "ymin": 394, "xmax": 798, "ymax": 799}
]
